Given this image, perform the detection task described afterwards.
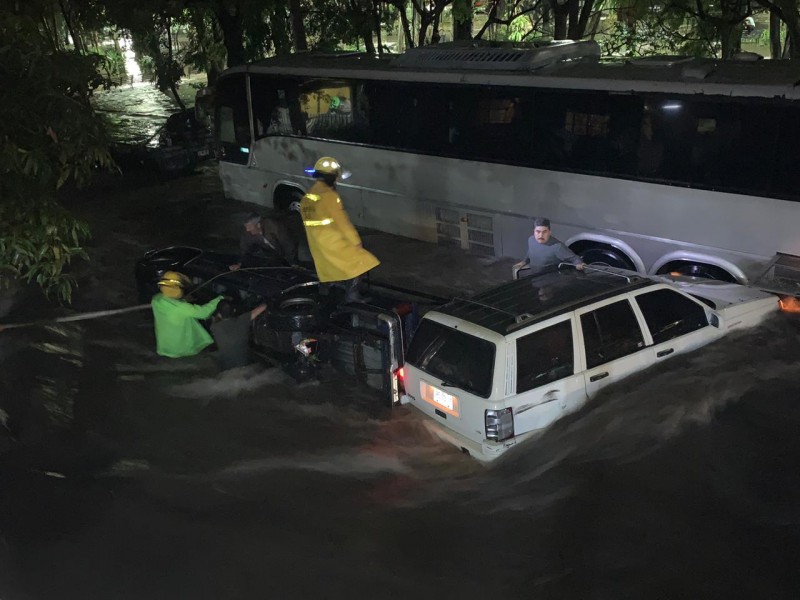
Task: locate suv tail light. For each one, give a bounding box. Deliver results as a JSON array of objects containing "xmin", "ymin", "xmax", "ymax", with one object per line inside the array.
[{"xmin": 485, "ymin": 407, "xmax": 514, "ymax": 442}]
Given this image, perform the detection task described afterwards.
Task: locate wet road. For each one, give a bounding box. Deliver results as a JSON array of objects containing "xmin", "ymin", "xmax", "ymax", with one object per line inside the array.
[{"xmin": 2, "ymin": 87, "xmax": 800, "ymax": 598}]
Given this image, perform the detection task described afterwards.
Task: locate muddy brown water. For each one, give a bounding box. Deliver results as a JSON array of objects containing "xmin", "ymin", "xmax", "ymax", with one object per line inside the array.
[{"xmin": 2, "ymin": 141, "xmax": 800, "ymax": 598}]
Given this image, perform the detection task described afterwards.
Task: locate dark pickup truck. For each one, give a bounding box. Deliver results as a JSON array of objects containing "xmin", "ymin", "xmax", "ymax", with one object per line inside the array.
[{"xmin": 135, "ymin": 246, "xmax": 444, "ymax": 405}]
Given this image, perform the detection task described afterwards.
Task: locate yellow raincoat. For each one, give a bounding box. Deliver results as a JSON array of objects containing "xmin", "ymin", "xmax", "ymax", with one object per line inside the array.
[{"xmin": 300, "ymin": 181, "xmax": 380, "ymax": 282}]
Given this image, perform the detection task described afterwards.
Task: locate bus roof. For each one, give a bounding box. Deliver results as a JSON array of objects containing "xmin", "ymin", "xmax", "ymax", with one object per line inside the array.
[{"xmin": 221, "ymin": 42, "xmax": 800, "ymax": 99}]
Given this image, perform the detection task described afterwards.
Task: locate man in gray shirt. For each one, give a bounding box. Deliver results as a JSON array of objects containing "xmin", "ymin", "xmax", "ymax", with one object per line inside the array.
[{"xmin": 513, "ymin": 217, "xmax": 585, "ymax": 277}]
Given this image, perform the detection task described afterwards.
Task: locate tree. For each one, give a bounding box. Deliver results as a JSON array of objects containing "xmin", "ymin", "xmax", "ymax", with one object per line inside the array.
[
  {"xmin": 756, "ymin": 0, "xmax": 800, "ymax": 58},
  {"xmin": 0, "ymin": 10, "xmax": 114, "ymax": 302}
]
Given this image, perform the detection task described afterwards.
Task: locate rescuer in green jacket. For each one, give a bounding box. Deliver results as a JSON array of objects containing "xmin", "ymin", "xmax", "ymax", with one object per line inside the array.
[{"xmin": 151, "ymin": 271, "xmax": 223, "ymax": 358}]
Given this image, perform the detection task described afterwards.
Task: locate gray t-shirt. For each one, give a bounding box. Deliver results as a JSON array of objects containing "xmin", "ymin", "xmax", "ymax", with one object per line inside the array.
[
  {"xmin": 210, "ymin": 312, "xmax": 253, "ymax": 370},
  {"xmin": 522, "ymin": 236, "xmax": 581, "ymax": 272}
]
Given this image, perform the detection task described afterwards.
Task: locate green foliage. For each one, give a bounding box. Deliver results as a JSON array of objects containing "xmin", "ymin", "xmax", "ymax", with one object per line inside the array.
[
  {"xmin": 0, "ymin": 12, "xmax": 113, "ymax": 302},
  {"xmin": 0, "ymin": 177, "xmax": 91, "ymax": 303}
]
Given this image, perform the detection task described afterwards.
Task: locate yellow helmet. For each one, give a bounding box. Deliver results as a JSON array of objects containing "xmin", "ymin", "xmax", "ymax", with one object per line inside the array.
[
  {"xmin": 305, "ymin": 156, "xmax": 351, "ymax": 180},
  {"xmin": 157, "ymin": 271, "xmax": 189, "ymax": 299}
]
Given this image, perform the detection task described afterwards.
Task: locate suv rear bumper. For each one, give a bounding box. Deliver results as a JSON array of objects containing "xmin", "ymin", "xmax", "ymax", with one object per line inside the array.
[{"xmin": 406, "ymin": 402, "xmax": 516, "ymax": 462}]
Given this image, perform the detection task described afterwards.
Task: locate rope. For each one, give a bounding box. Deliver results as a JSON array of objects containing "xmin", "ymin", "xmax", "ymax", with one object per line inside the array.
[
  {"xmin": 0, "ymin": 265, "xmax": 314, "ymax": 332},
  {"xmin": 0, "ymin": 304, "xmax": 151, "ymax": 332},
  {"xmin": 184, "ymin": 265, "xmax": 311, "ymax": 299}
]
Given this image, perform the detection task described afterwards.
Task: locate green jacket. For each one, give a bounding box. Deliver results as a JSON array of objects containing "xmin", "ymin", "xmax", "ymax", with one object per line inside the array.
[{"xmin": 151, "ymin": 293, "xmax": 223, "ymax": 358}]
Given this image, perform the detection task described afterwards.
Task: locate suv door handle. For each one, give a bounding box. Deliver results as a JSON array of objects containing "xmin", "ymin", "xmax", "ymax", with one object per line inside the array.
[
  {"xmin": 657, "ymin": 348, "xmax": 674, "ymax": 358},
  {"xmin": 589, "ymin": 372, "xmax": 609, "ymax": 382}
]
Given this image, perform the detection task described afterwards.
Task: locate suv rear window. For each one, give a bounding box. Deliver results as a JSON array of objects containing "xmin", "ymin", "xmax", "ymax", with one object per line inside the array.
[{"xmin": 405, "ymin": 320, "xmax": 495, "ymax": 398}]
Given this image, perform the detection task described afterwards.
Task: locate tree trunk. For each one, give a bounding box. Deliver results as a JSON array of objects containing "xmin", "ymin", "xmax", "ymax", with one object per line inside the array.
[
  {"xmin": 375, "ymin": 2, "xmax": 385, "ymax": 54},
  {"xmin": 288, "ymin": 0, "xmax": 308, "ymax": 52},
  {"xmin": 770, "ymin": 8, "xmax": 783, "ymax": 57},
  {"xmin": 215, "ymin": 4, "xmax": 246, "ymax": 67},
  {"xmin": 452, "ymin": 0, "xmax": 473, "ymax": 40},
  {"xmin": 431, "ymin": 12, "xmax": 441, "ymax": 43},
  {"xmin": 573, "ymin": 0, "xmax": 595, "ymax": 40},
  {"xmin": 57, "ymin": 0, "xmax": 84, "ymax": 53},
  {"xmin": 398, "ymin": 1, "xmax": 415, "ymax": 48},
  {"xmin": 165, "ymin": 22, "xmax": 187, "ymax": 112},
  {"xmin": 271, "ymin": 5, "xmax": 293, "ymax": 55},
  {"xmin": 719, "ymin": 22, "xmax": 742, "ymax": 58},
  {"xmin": 417, "ymin": 13, "xmax": 432, "ymax": 45},
  {"xmin": 552, "ymin": 2, "xmax": 569, "ymax": 40},
  {"xmin": 779, "ymin": 1, "xmax": 800, "ymax": 57}
]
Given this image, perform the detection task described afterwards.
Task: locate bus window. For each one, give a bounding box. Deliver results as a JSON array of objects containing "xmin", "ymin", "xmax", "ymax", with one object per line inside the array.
[
  {"xmin": 249, "ymin": 76, "xmax": 296, "ymax": 139},
  {"xmin": 368, "ymin": 82, "xmax": 448, "ymax": 153},
  {"xmin": 446, "ymin": 88, "xmax": 532, "ymax": 164},
  {"xmin": 299, "ymin": 79, "xmax": 357, "ymax": 141},
  {"xmin": 215, "ymin": 74, "xmax": 250, "ymax": 165},
  {"xmin": 532, "ymin": 90, "xmax": 642, "ymax": 175},
  {"xmin": 640, "ymin": 100, "xmax": 693, "ymax": 184},
  {"xmin": 707, "ymin": 101, "xmax": 778, "ymax": 196},
  {"xmin": 773, "ymin": 106, "xmax": 800, "ymax": 199},
  {"xmin": 407, "ymin": 85, "xmax": 449, "ymax": 153}
]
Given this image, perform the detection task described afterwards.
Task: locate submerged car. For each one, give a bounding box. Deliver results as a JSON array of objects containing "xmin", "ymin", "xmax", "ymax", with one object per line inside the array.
[
  {"xmin": 399, "ymin": 265, "xmax": 779, "ymax": 462},
  {"xmin": 112, "ymin": 110, "xmax": 213, "ymax": 176},
  {"xmin": 135, "ymin": 246, "xmax": 442, "ymax": 403}
]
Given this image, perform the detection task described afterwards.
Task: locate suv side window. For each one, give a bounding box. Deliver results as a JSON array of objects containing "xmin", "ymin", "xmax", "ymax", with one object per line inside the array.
[
  {"xmin": 580, "ymin": 300, "xmax": 645, "ymax": 369},
  {"xmin": 517, "ymin": 320, "xmax": 574, "ymax": 393},
  {"xmin": 635, "ymin": 289, "xmax": 709, "ymax": 344}
]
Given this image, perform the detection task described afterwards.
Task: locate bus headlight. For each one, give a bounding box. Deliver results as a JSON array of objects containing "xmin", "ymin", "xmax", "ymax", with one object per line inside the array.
[{"xmin": 485, "ymin": 407, "xmax": 514, "ymax": 442}]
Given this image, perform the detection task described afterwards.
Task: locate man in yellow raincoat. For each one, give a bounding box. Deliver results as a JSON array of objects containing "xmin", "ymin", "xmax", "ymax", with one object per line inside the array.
[
  {"xmin": 151, "ymin": 271, "xmax": 223, "ymax": 358},
  {"xmin": 300, "ymin": 156, "xmax": 379, "ymax": 302}
]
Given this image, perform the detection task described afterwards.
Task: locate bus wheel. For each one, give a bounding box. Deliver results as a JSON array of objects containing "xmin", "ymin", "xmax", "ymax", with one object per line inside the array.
[
  {"xmin": 575, "ymin": 245, "xmax": 635, "ymax": 270},
  {"xmin": 274, "ymin": 185, "xmax": 303, "ymax": 212},
  {"xmin": 657, "ymin": 262, "xmax": 736, "ymax": 282}
]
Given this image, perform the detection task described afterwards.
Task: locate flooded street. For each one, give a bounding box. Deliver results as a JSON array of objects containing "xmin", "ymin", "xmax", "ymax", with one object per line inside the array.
[{"xmin": 2, "ymin": 84, "xmax": 800, "ymax": 599}]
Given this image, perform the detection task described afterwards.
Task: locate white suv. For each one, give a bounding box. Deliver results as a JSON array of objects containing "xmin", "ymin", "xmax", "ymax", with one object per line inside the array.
[{"xmin": 400, "ymin": 266, "xmax": 778, "ymax": 462}]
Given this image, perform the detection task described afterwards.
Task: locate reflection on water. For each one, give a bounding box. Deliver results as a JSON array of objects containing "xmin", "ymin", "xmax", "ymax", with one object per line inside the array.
[{"xmin": 92, "ymin": 70, "xmax": 206, "ymax": 145}]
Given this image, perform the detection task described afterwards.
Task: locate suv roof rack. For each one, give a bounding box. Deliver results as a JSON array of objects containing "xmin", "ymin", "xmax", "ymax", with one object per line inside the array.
[
  {"xmin": 438, "ymin": 268, "xmax": 652, "ymax": 335},
  {"xmin": 389, "ymin": 40, "xmax": 600, "ymax": 71}
]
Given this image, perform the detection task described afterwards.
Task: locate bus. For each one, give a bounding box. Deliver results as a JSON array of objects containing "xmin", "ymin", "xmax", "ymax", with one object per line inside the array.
[{"xmin": 203, "ymin": 41, "xmax": 800, "ymax": 294}]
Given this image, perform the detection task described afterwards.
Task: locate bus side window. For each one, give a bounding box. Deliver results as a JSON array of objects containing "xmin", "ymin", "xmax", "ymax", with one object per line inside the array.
[
  {"xmin": 448, "ymin": 89, "xmax": 532, "ymax": 164},
  {"xmin": 774, "ymin": 106, "xmax": 800, "ymax": 198},
  {"xmin": 215, "ymin": 74, "xmax": 250, "ymax": 165},
  {"xmin": 249, "ymin": 77, "xmax": 294, "ymax": 139},
  {"xmin": 531, "ymin": 91, "xmax": 569, "ymax": 169},
  {"xmin": 299, "ymin": 80, "xmax": 356, "ymax": 141}
]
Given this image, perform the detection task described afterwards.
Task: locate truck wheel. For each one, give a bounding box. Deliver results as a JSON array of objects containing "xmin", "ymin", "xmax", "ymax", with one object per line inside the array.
[{"xmin": 267, "ymin": 296, "xmax": 318, "ymax": 331}]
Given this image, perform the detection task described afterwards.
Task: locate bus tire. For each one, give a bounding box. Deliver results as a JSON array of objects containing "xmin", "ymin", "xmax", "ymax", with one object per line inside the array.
[
  {"xmin": 573, "ymin": 243, "xmax": 635, "ymax": 270},
  {"xmin": 656, "ymin": 261, "xmax": 736, "ymax": 282},
  {"xmin": 274, "ymin": 185, "xmax": 304, "ymax": 212}
]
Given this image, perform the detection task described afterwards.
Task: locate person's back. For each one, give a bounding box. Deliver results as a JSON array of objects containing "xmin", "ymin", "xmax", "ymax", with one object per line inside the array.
[{"xmin": 151, "ymin": 293, "xmax": 221, "ymax": 358}]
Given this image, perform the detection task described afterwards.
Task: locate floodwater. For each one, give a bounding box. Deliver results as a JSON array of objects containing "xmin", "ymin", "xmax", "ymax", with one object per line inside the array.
[{"xmin": 2, "ymin": 85, "xmax": 800, "ymax": 599}]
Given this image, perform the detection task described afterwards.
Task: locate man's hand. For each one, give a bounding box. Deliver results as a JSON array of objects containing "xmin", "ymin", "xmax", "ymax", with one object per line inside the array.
[
  {"xmin": 513, "ymin": 260, "xmax": 527, "ymax": 269},
  {"xmin": 576, "ymin": 262, "xmax": 586, "ymax": 271},
  {"xmin": 250, "ymin": 304, "xmax": 268, "ymax": 320},
  {"xmin": 229, "ymin": 263, "xmax": 241, "ymax": 271}
]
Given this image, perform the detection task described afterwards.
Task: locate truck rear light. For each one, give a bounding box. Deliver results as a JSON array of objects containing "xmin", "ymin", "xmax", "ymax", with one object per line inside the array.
[
  {"xmin": 394, "ymin": 366, "xmax": 406, "ymax": 395},
  {"xmin": 485, "ymin": 407, "xmax": 514, "ymax": 442}
]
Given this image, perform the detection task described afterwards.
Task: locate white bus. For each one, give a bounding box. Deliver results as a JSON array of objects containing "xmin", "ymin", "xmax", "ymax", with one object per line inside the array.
[{"xmin": 206, "ymin": 41, "xmax": 800, "ymax": 293}]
